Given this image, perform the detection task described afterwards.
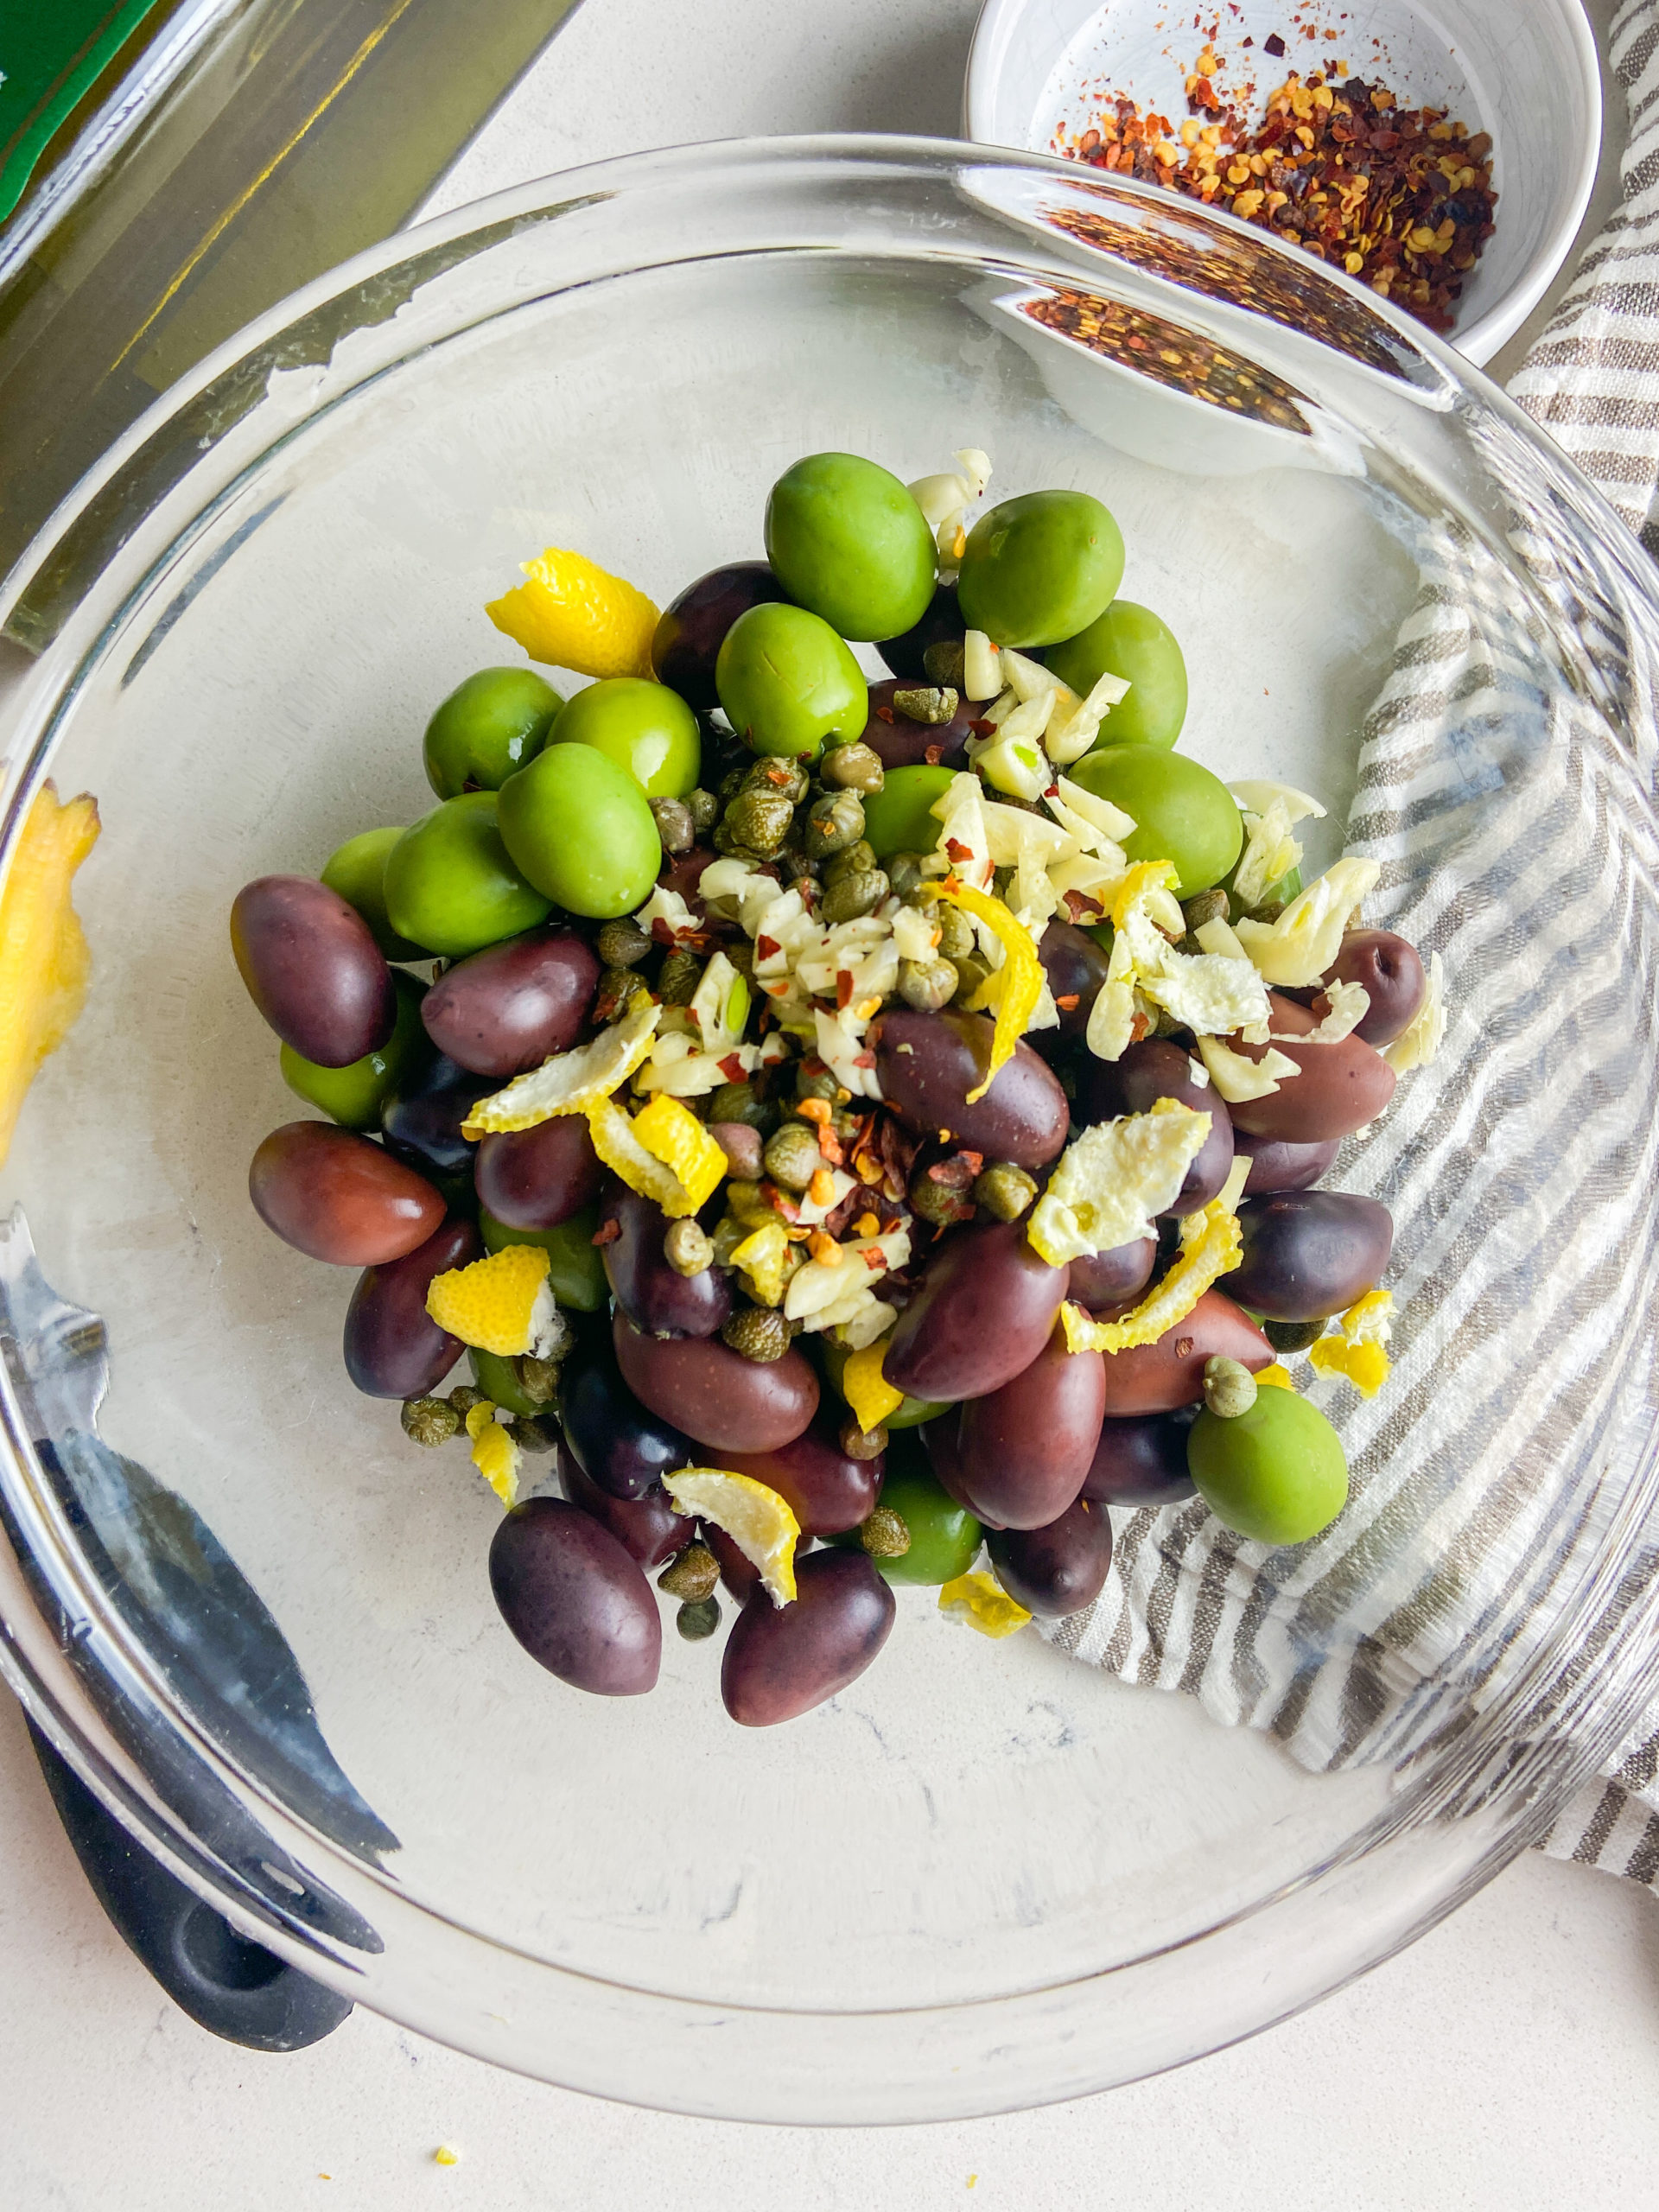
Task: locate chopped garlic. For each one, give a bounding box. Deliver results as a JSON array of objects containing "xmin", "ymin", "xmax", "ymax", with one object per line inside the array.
[
  {"xmin": 1196, "ymin": 1033, "xmax": 1300, "ymax": 1102},
  {"xmin": 1382, "ymin": 950, "xmax": 1445, "ymax": 1073},
  {"xmin": 953, "ymin": 447, "xmax": 993, "ymax": 499},
  {"xmin": 836, "ymin": 1297, "xmax": 899, "ymax": 1351},
  {"xmin": 1228, "ymin": 779, "xmax": 1326, "ymax": 823},
  {"xmin": 999, "ymin": 648, "xmax": 1063, "ymax": 702},
  {"xmin": 687, "ymin": 950, "xmax": 748, "ymax": 1055},
  {"xmin": 632, "ymin": 883, "xmax": 702, "ymax": 946},
  {"xmin": 908, "ymin": 471, "xmax": 972, "ymax": 529},
  {"xmin": 974, "ymin": 732, "xmax": 1050, "ymax": 801},
  {"xmin": 892, "ymin": 902, "xmax": 938, "ymax": 962},
  {"xmin": 1027, "ymin": 1099, "xmax": 1210, "ymax": 1266},
  {"xmin": 1049, "ymin": 775, "xmax": 1136, "ymax": 849},
  {"xmin": 814, "ymin": 1006, "xmax": 880, "ymax": 1099},
  {"xmin": 1046, "ymin": 667, "xmax": 1133, "ymax": 763},
  {"xmin": 1234, "ymin": 857, "xmax": 1382, "ymax": 987},
  {"xmin": 1194, "ymin": 913, "xmax": 1250, "ymax": 963},
  {"xmin": 1231, "ymin": 795, "xmax": 1306, "ymax": 912},
  {"xmin": 1277, "ymin": 976, "xmax": 1369, "ymax": 1045},
  {"xmin": 963, "ymin": 630, "xmax": 1001, "ymax": 701}
]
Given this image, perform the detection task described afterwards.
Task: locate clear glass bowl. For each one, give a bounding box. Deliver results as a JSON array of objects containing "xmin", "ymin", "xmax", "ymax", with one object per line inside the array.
[{"xmin": 3, "ymin": 138, "xmax": 1658, "ymax": 2123}]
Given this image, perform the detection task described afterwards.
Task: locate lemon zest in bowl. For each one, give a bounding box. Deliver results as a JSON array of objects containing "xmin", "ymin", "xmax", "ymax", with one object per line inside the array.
[
  {"xmin": 842, "ymin": 1339, "xmax": 905, "ymax": 1434},
  {"xmin": 630, "ymin": 1092, "xmax": 727, "ymax": 1211},
  {"xmin": 461, "ymin": 1002, "xmax": 660, "ymax": 1135},
  {"xmin": 427, "ymin": 1245, "xmax": 555, "ymax": 1357},
  {"xmin": 1308, "ymin": 1287, "xmax": 1395, "ymax": 1396},
  {"xmin": 586, "ymin": 1093, "xmax": 705, "ymax": 1217},
  {"xmin": 466, "ymin": 1402, "xmax": 521, "ymax": 1508},
  {"xmin": 663, "ymin": 1469, "xmax": 799, "ymax": 1605},
  {"xmin": 939, "ymin": 1572, "xmax": 1031, "ymax": 1638},
  {"xmin": 0, "ymin": 782, "xmax": 100, "ymax": 1170},
  {"xmin": 931, "ymin": 877, "xmax": 1041, "ymax": 1101},
  {"xmin": 485, "ymin": 545, "xmax": 658, "ymax": 677},
  {"xmin": 1059, "ymin": 1156, "xmax": 1248, "ymax": 1355}
]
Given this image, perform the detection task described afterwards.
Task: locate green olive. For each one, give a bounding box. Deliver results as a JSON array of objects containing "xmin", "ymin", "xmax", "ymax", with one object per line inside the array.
[
  {"xmin": 549, "ymin": 677, "xmax": 700, "ymax": 798},
  {"xmin": 496, "ymin": 742, "xmax": 662, "ymax": 917},
  {"xmin": 957, "ymin": 490, "xmax": 1124, "ymax": 648},
  {"xmin": 828, "ymin": 1441, "xmax": 982, "ymax": 1585},
  {"xmin": 861, "ymin": 764, "xmax": 958, "ymax": 860},
  {"xmin": 715, "ymin": 601, "xmax": 867, "ymax": 760},
  {"xmin": 384, "ymin": 791, "xmax": 552, "ymax": 957},
  {"xmin": 480, "ymin": 1205, "xmax": 607, "ymax": 1310},
  {"xmin": 764, "ymin": 452, "xmax": 937, "ymax": 642},
  {"xmin": 280, "ymin": 969, "xmax": 429, "ymax": 1129},
  {"xmin": 468, "ymin": 1347, "xmax": 544, "ymax": 1418},
  {"xmin": 1187, "ymin": 1389, "xmax": 1348, "ymax": 1545},
  {"xmin": 423, "ymin": 666, "xmax": 564, "ymax": 798},
  {"xmin": 1044, "ymin": 601, "xmax": 1186, "ymax": 748},
  {"xmin": 321, "ymin": 827, "xmax": 426, "ymax": 961},
  {"xmin": 1070, "ymin": 745, "xmax": 1243, "ymax": 898}
]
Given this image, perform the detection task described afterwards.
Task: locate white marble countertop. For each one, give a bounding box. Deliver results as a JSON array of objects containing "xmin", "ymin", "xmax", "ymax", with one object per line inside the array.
[{"xmin": 3, "ymin": 1, "xmax": 1655, "ymax": 2203}]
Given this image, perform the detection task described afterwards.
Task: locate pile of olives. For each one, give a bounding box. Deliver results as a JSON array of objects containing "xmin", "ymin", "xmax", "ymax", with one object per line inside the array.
[{"xmin": 227, "ymin": 447, "xmax": 1428, "ymax": 1726}]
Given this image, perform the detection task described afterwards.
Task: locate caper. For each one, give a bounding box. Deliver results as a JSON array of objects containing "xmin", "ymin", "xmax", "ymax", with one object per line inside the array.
[
  {"xmin": 744, "ymin": 754, "xmax": 810, "ymax": 805},
  {"xmin": 822, "ymin": 839, "xmax": 877, "ymax": 888},
  {"xmin": 763, "ymin": 1118, "xmax": 823, "ymax": 1193},
  {"xmin": 724, "ymin": 1179, "xmax": 775, "ymax": 1229},
  {"xmin": 796, "ymin": 1063, "xmax": 842, "ymax": 1104},
  {"xmin": 402, "ymin": 1396, "xmax": 460, "ymax": 1446},
  {"xmin": 1264, "ymin": 1317, "xmax": 1325, "ymax": 1354},
  {"xmin": 516, "ymin": 1352, "xmax": 562, "ymax": 1406},
  {"xmin": 841, "ymin": 1418, "xmax": 889, "ymax": 1462},
  {"xmin": 1247, "ymin": 899, "xmax": 1287, "ymax": 926},
  {"xmin": 1181, "ymin": 887, "xmax": 1230, "ymax": 933},
  {"xmin": 887, "ymin": 852, "xmax": 928, "ymax": 900},
  {"xmin": 974, "ymin": 1161, "xmax": 1038, "ymax": 1222},
  {"xmin": 892, "ymin": 684, "xmax": 959, "ymax": 726},
  {"xmin": 506, "ymin": 1414, "xmax": 558, "ymax": 1452},
  {"xmin": 950, "ymin": 950, "xmax": 992, "ymax": 1002},
  {"xmin": 596, "ymin": 963, "xmax": 642, "ymax": 1022},
  {"xmin": 709, "ymin": 1214, "xmax": 751, "ymax": 1267},
  {"xmin": 860, "ymin": 1504, "xmax": 911, "ymax": 1555},
  {"xmin": 803, "ymin": 788, "xmax": 866, "ymax": 859},
  {"xmin": 664, "ymin": 1217, "xmax": 715, "ymax": 1276},
  {"xmin": 819, "ymin": 868, "xmax": 889, "ymax": 925},
  {"xmin": 723, "ymin": 939, "xmax": 755, "ymax": 980},
  {"xmin": 723, "ymin": 787, "xmax": 796, "ymax": 857},
  {"xmin": 898, "ymin": 956, "xmax": 958, "ymax": 1013},
  {"xmin": 721, "ymin": 1305, "xmax": 791, "ymax": 1362},
  {"xmin": 686, "ymin": 786, "xmax": 720, "ymax": 834},
  {"xmin": 649, "ymin": 795, "xmax": 695, "ymax": 855},
  {"xmin": 447, "ymin": 1385, "xmax": 488, "ymax": 1420},
  {"xmin": 820, "ymin": 741, "xmax": 886, "ymax": 793},
  {"xmin": 657, "ymin": 949, "xmax": 702, "ymax": 1005},
  {"xmin": 677, "ymin": 1595, "xmax": 722, "ymax": 1641},
  {"xmin": 1203, "ymin": 1355, "xmax": 1258, "ymax": 1420},
  {"xmin": 708, "ymin": 1078, "xmax": 769, "ymax": 1131},
  {"xmin": 658, "ymin": 1540, "xmax": 721, "ymax": 1602},
  {"xmin": 596, "ymin": 916, "xmax": 653, "ymax": 968},
  {"xmin": 718, "ymin": 766, "xmax": 747, "ymax": 805},
  {"xmin": 922, "ymin": 638, "xmax": 966, "ymax": 689},
  {"xmin": 935, "ymin": 902, "xmax": 976, "ymax": 961},
  {"xmin": 909, "ymin": 1164, "xmax": 975, "ymax": 1228}
]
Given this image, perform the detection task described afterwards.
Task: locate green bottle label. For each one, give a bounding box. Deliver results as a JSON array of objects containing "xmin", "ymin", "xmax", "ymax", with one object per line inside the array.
[{"xmin": 0, "ymin": 0, "xmax": 166, "ymax": 224}]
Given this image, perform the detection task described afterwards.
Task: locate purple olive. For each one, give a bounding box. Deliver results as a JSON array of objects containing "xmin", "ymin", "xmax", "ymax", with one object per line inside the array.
[
  {"xmin": 420, "ymin": 929, "xmax": 601, "ymax": 1077},
  {"xmin": 1322, "ymin": 929, "xmax": 1427, "ymax": 1046},
  {"xmin": 559, "ymin": 1346, "xmax": 694, "ymax": 1501},
  {"xmin": 875, "ymin": 580, "xmax": 962, "ymax": 681},
  {"xmin": 613, "ymin": 1313, "xmax": 819, "ymax": 1453},
  {"xmin": 859, "ymin": 676, "xmax": 975, "ymax": 771},
  {"xmin": 1225, "ymin": 994, "xmax": 1396, "ymax": 1143},
  {"xmin": 874, "ymin": 1008, "xmax": 1069, "ymax": 1172},
  {"xmin": 489, "ymin": 1497, "xmax": 661, "ymax": 1695},
  {"xmin": 1082, "ymin": 1408, "xmax": 1199, "ymax": 1507},
  {"xmin": 557, "ymin": 1441, "xmax": 693, "ymax": 1568},
  {"xmin": 1074, "ymin": 1039, "xmax": 1233, "ymax": 1217},
  {"xmin": 1066, "ymin": 1238, "xmax": 1157, "ymax": 1312},
  {"xmin": 1229, "ymin": 1190, "xmax": 1394, "ymax": 1321},
  {"xmin": 231, "ymin": 875, "xmax": 395, "ymax": 1066},
  {"xmin": 596, "ymin": 1179, "xmax": 733, "ymax": 1338},
  {"xmin": 1096, "ymin": 1289, "xmax": 1271, "ymax": 1415},
  {"xmin": 249, "ymin": 1122, "xmax": 444, "ymax": 1264},
  {"xmin": 705, "ymin": 1522, "xmax": 761, "ymax": 1604},
  {"xmin": 720, "ymin": 1412, "xmax": 883, "ymax": 1536},
  {"xmin": 343, "ymin": 1216, "xmax": 480, "ymax": 1397},
  {"xmin": 954, "ymin": 1323, "xmax": 1104, "ymax": 1529},
  {"xmin": 884, "ymin": 1217, "xmax": 1068, "ymax": 1404},
  {"xmin": 721, "ymin": 1549, "xmax": 895, "ymax": 1726},
  {"xmin": 1037, "ymin": 920, "xmax": 1112, "ymax": 1044},
  {"xmin": 1235, "ymin": 1130, "xmax": 1339, "ymax": 1195},
  {"xmin": 988, "ymin": 1496, "xmax": 1114, "ymax": 1616},
  {"xmin": 652, "ymin": 563, "xmax": 788, "ymax": 710},
  {"xmin": 475, "ymin": 1115, "xmax": 601, "ymax": 1229},
  {"xmin": 380, "ymin": 1052, "xmax": 495, "ymax": 1179}
]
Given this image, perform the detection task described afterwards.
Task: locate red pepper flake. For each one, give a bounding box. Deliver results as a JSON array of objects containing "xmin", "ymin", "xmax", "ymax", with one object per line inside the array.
[
  {"xmin": 1128, "ymin": 1011, "xmax": 1152, "ymax": 1044},
  {"xmin": 836, "ymin": 968, "xmax": 855, "ymax": 1011},
  {"xmin": 756, "ymin": 934, "xmax": 780, "ymax": 960},
  {"xmin": 945, "ymin": 839, "xmax": 973, "ymax": 865},
  {"xmin": 717, "ymin": 1052, "xmax": 747, "ymax": 1080},
  {"xmin": 861, "ymin": 1247, "xmax": 887, "ymax": 1271},
  {"xmin": 1264, "ymin": 29, "xmax": 1286, "ymax": 54},
  {"xmin": 649, "ymin": 918, "xmax": 677, "ymax": 947},
  {"xmin": 765, "ymin": 1184, "xmax": 802, "ymax": 1222},
  {"xmin": 875, "ymin": 705, "xmax": 895, "ymax": 724},
  {"xmin": 817, "ymin": 1127, "xmax": 845, "ymax": 1167},
  {"xmin": 852, "ymin": 1052, "xmax": 875, "ymax": 1068},
  {"xmin": 1062, "ymin": 889, "xmax": 1103, "ymax": 924},
  {"xmin": 924, "ymin": 744, "xmax": 945, "ymax": 766},
  {"xmin": 591, "ymin": 1219, "xmax": 622, "ymax": 1247},
  {"xmin": 1054, "ymin": 993, "xmax": 1080, "ymax": 1012}
]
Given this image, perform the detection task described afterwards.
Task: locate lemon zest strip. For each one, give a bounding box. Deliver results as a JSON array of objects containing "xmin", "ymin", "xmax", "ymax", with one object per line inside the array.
[{"xmin": 931, "ymin": 877, "xmax": 1042, "ymax": 1103}]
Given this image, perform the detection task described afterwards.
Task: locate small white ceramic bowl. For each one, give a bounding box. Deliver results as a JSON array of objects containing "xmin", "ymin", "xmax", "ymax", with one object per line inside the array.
[{"xmin": 963, "ymin": 0, "xmax": 1601, "ymax": 363}]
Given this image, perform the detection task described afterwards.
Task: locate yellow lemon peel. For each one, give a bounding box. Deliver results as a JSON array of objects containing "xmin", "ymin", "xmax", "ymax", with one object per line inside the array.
[
  {"xmin": 728, "ymin": 1217, "xmax": 792, "ymax": 1306},
  {"xmin": 586, "ymin": 1094, "xmax": 702, "ymax": 1217},
  {"xmin": 1108, "ymin": 858, "xmax": 1178, "ymax": 928},
  {"xmin": 938, "ymin": 1572, "xmax": 1032, "ymax": 1638},
  {"xmin": 461, "ymin": 1003, "xmax": 660, "ymax": 1135},
  {"xmin": 0, "ymin": 782, "xmax": 100, "ymax": 1170},
  {"xmin": 931, "ymin": 877, "xmax": 1042, "ymax": 1103},
  {"xmin": 842, "ymin": 1340, "xmax": 904, "ymax": 1434},
  {"xmin": 630, "ymin": 1093, "xmax": 727, "ymax": 1211},
  {"xmin": 485, "ymin": 545, "xmax": 658, "ymax": 678},
  {"xmin": 1307, "ymin": 1287, "xmax": 1395, "ymax": 1396},
  {"xmin": 427, "ymin": 1244, "xmax": 552, "ymax": 1356},
  {"xmin": 662, "ymin": 1469, "xmax": 799, "ymax": 1605},
  {"xmin": 466, "ymin": 1402, "xmax": 521, "ymax": 1508},
  {"xmin": 1060, "ymin": 1157, "xmax": 1248, "ymax": 1355},
  {"xmin": 1255, "ymin": 1363, "xmax": 1297, "ymax": 1391}
]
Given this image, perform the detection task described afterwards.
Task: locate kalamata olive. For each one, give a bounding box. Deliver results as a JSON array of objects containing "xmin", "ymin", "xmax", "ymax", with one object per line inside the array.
[
  {"xmin": 1083, "ymin": 1408, "xmax": 1199, "ymax": 1507},
  {"xmin": 1066, "ymin": 1238, "xmax": 1157, "ymax": 1311},
  {"xmin": 921, "ymin": 1409, "xmax": 973, "ymax": 1510},
  {"xmin": 1322, "ymin": 929, "xmax": 1427, "ymax": 1047},
  {"xmin": 1074, "ymin": 1039, "xmax": 1233, "ymax": 1217},
  {"xmin": 658, "ymin": 845, "xmax": 718, "ymax": 914},
  {"xmin": 474, "ymin": 1115, "xmax": 601, "ymax": 1229},
  {"xmin": 704, "ymin": 1521, "xmax": 760, "ymax": 1604},
  {"xmin": 419, "ymin": 929, "xmax": 601, "ymax": 1077},
  {"xmin": 886, "ymin": 1218, "xmax": 1068, "ymax": 1405},
  {"xmin": 1230, "ymin": 1190, "xmax": 1393, "ymax": 1321},
  {"xmin": 596, "ymin": 1179, "xmax": 732, "ymax": 1338},
  {"xmin": 1096, "ymin": 1289, "xmax": 1271, "ymax": 1415},
  {"xmin": 613, "ymin": 1313, "xmax": 818, "ymax": 1452},
  {"xmin": 954, "ymin": 1322, "xmax": 1104, "ymax": 1529},
  {"xmin": 652, "ymin": 562, "xmax": 788, "ymax": 710},
  {"xmin": 720, "ymin": 1413, "xmax": 882, "ymax": 1536},
  {"xmin": 1235, "ymin": 1129, "xmax": 1339, "ymax": 1195},
  {"xmin": 488, "ymin": 1496, "xmax": 661, "ymax": 1695},
  {"xmin": 249, "ymin": 1122, "xmax": 444, "ymax": 1264},
  {"xmin": 231, "ymin": 874, "xmax": 395, "ymax": 1067},
  {"xmin": 721, "ymin": 1548, "xmax": 895, "ymax": 1726},
  {"xmin": 858, "ymin": 675, "xmax": 975, "ymax": 771},
  {"xmin": 343, "ymin": 1216, "xmax": 480, "ymax": 1396},
  {"xmin": 988, "ymin": 1496, "xmax": 1113, "ymax": 1616},
  {"xmin": 874, "ymin": 1009, "xmax": 1069, "ymax": 1171},
  {"xmin": 1037, "ymin": 920, "xmax": 1112, "ymax": 1043},
  {"xmin": 875, "ymin": 579, "xmax": 962, "ymax": 681},
  {"xmin": 1225, "ymin": 993, "xmax": 1396, "ymax": 1143},
  {"xmin": 556, "ymin": 1440, "xmax": 693, "ymax": 1568},
  {"xmin": 559, "ymin": 1346, "xmax": 694, "ymax": 1501},
  {"xmin": 380, "ymin": 1053, "xmax": 495, "ymax": 1179}
]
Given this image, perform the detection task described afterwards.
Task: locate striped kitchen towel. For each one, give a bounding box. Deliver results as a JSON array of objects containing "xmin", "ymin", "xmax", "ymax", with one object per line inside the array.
[{"xmin": 1052, "ymin": 0, "xmax": 1659, "ymax": 1887}]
